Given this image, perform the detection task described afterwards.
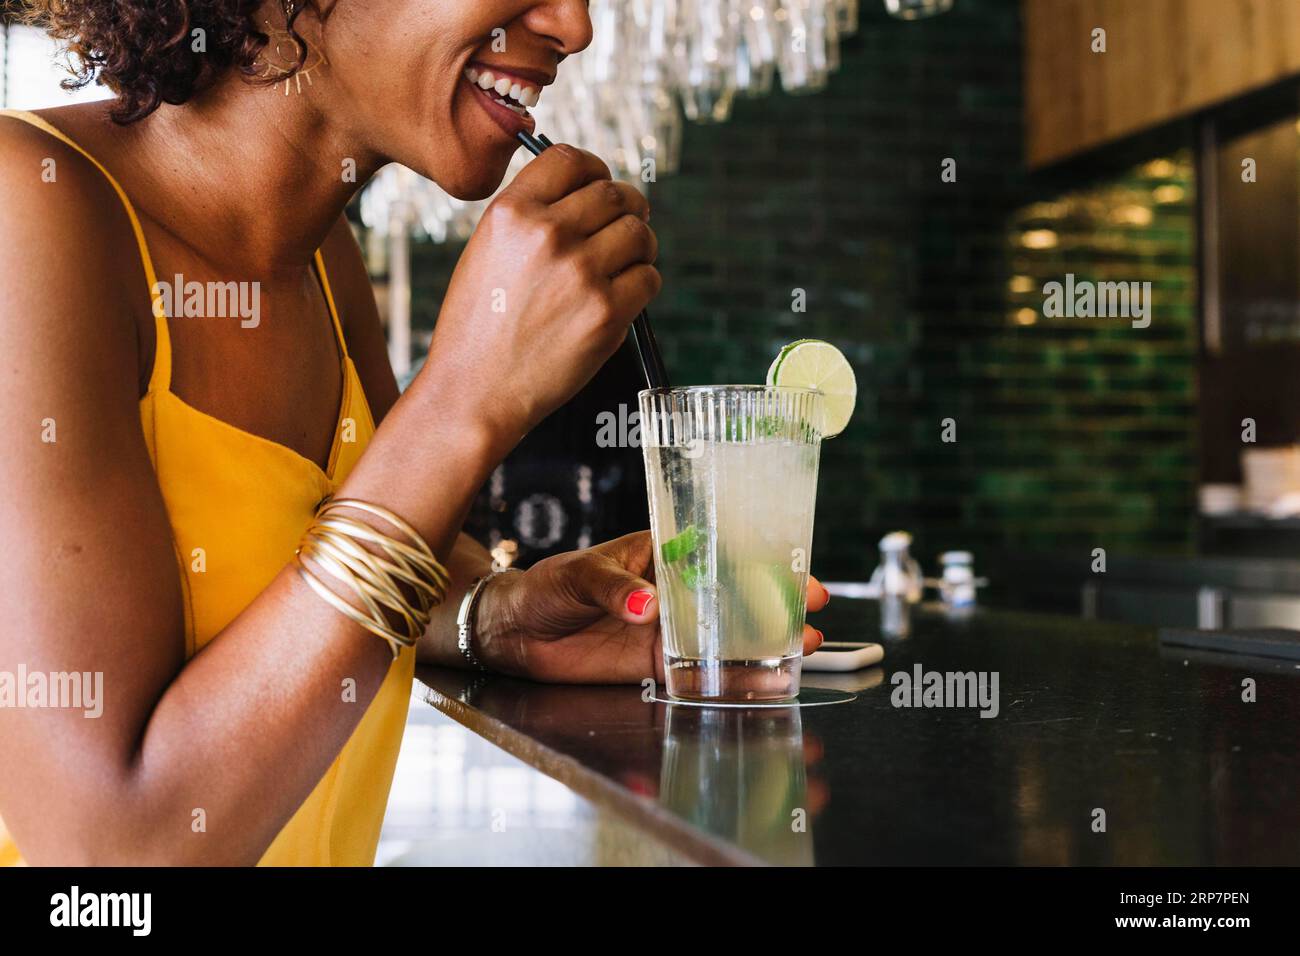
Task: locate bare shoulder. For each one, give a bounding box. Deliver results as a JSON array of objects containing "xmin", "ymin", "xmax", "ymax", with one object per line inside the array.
[
  {"xmin": 0, "ymin": 107, "xmax": 134, "ymax": 236},
  {"xmin": 0, "ymin": 109, "xmax": 152, "ymax": 471},
  {"xmin": 0, "ymin": 109, "xmax": 146, "ymax": 362}
]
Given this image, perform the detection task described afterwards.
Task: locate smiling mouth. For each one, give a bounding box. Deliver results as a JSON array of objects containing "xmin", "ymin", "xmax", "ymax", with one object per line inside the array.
[{"xmin": 464, "ymin": 66, "xmax": 542, "ymax": 125}]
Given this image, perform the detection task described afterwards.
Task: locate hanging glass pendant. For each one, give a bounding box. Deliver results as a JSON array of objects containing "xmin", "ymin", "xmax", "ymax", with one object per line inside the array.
[{"xmin": 883, "ymin": 0, "xmax": 954, "ymax": 20}]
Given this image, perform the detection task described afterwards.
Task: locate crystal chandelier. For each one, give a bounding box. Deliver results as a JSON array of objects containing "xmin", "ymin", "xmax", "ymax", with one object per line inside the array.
[{"xmin": 359, "ymin": 0, "xmax": 862, "ymax": 247}]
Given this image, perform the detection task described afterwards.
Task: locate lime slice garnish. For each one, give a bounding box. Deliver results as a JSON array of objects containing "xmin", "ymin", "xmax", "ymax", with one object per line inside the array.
[
  {"xmin": 660, "ymin": 525, "xmax": 701, "ymax": 564},
  {"xmin": 766, "ymin": 339, "xmax": 856, "ymax": 438},
  {"xmin": 726, "ymin": 559, "xmax": 805, "ymax": 648}
]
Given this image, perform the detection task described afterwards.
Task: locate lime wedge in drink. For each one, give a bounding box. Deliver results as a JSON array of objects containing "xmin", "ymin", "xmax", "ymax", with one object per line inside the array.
[
  {"xmin": 766, "ymin": 339, "xmax": 857, "ymax": 438},
  {"xmin": 661, "ymin": 525, "xmax": 708, "ymax": 591},
  {"xmin": 660, "ymin": 525, "xmax": 701, "ymax": 564},
  {"xmin": 681, "ymin": 562, "xmax": 704, "ymax": 590},
  {"xmin": 727, "ymin": 559, "xmax": 805, "ymax": 650}
]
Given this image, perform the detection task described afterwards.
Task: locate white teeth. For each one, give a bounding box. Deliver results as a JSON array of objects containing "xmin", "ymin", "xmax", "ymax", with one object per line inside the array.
[
  {"xmin": 465, "ymin": 66, "xmax": 541, "ymax": 111},
  {"xmin": 497, "ymin": 99, "xmax": 528, "ymax": 116}
]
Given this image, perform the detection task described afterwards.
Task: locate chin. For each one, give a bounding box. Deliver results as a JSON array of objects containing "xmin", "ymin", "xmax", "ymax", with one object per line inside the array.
[
  {"xmin": 448, "ymin": 176, "xmax": 507, "ymax": 202},
  {"xmin": 437, "ymin": 156, "xmax": 515, "ymax": 202}
]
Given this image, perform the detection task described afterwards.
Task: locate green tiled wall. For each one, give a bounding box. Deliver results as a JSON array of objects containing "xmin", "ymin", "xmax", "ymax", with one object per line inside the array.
[
  {"xmin": 641, "ymin": 0, "xmax": 1198, "ymax": 577},
  {"xmin": 404, "ymin": 0, "xmax": 1199, "ymax": 580}
]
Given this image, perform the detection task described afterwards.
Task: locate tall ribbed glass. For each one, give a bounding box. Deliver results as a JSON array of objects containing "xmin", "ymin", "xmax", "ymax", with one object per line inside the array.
[{"xmin": 638, "ymin": 386, "xmax": 824, "ymax": 701}]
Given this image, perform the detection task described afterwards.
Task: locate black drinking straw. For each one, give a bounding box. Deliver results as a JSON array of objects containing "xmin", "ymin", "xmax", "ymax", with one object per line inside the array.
[{"xmin": 516, "ymin": 130, "xmax": 670, "ymax": 390}]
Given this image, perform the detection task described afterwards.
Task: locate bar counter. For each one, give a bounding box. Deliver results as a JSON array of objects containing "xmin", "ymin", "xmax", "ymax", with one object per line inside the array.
[{"xmin": 414, "ymin": 598, "xmax": 1300, "ymax": 865}]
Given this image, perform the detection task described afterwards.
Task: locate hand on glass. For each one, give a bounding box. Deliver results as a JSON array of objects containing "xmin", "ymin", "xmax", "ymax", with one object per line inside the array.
[{"xmin": 473, "ymin": 531, "xmax": 830, "ymax": 684}]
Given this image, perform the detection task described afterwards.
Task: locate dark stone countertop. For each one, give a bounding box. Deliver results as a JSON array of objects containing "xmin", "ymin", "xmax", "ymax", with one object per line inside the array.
[{"xmin": 414, "ymin": 597, "xmax": 1300, "ymax": 865}]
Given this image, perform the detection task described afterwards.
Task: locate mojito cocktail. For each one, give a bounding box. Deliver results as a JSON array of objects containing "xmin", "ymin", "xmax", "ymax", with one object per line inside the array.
[{"xmin": 639, "ymin": 385, "xmax": 824, "ymax": 701}]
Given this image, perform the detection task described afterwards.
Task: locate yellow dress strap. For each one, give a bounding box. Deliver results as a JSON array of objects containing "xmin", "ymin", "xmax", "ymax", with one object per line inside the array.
[
  {"xmin": 0, "ymin": 109, "xmax": 171, "ymax": 392},
  {"xmin": 313, "ymin": 249, "xmax": 349, "ymax": 361}
]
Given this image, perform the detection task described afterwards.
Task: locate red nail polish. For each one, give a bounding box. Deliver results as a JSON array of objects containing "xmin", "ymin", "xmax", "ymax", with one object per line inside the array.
[
  {"xmin": 626, "ymin": 589, "xmax": 655, "ymax": 616},
  {"xmin": 815, "ymin": 629, "xmax": 825, "ymax": 644}
]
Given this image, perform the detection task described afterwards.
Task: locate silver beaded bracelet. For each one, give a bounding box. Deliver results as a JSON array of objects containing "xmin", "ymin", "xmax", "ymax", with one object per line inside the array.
[{"xmin": 455, "ymin": 568, "xmax": 520, "ymax": 672}]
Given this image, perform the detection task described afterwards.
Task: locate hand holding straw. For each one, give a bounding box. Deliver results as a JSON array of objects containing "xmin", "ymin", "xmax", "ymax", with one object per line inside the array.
[{"xmin": 516, "ymin": 130, "xmax": 670, "ymax": 391}]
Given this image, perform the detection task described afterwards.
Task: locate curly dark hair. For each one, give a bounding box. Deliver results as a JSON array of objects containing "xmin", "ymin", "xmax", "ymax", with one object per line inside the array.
[{"xmin": 20, "ymin": 1, "xmax": 315, "ymax": 123}]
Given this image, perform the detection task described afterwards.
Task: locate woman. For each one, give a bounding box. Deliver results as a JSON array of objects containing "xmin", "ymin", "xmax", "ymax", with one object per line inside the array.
[{"xmin": 0, "ymin": 0, "xmax": 828, "ymax": 866}]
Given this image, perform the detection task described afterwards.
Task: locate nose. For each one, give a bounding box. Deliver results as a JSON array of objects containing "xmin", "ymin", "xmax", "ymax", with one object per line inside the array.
[{"xmin": 525, "ymin": 0, "xmax": 594, "ymax": 59}]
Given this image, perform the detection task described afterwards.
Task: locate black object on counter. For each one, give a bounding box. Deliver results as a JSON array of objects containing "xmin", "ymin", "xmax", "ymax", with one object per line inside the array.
[{"xmin": 1159, "ymin": 626, "xmax": 1300, "ymax": 661}]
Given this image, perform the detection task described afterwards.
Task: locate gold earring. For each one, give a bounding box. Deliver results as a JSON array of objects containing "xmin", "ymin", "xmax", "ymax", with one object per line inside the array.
[{"xmin": 259, "ymin": 12, "xmax": 328, "ymax": 96}]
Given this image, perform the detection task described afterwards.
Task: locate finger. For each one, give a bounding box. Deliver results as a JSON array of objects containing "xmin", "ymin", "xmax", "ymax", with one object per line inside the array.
[
  {"xmin": 572, "ymin": 558, "xmax": 659, "ymax": 625},
  {"xmin": 805, "ymin": 779, "xmax": 831, "ymax": 816},
  {"xmin": 586, "ymin": 213, "xmax": 658, "ymax": 277},
  {"xmin": 806, "ymin": 575, "xmax": 830, "ymax": 612},
  {"xmin": 508, "ymin": 144, "xmax": 611, "ymax": 205},
  {"xmin": 607, "ymin": 263, "xmax": 662, "ymax": 323},
  {"xmin": 801, "ymin": 624, "xmax": 824, "ymax": 655},
  {"xmin": 593, "ymin": 530, "xmax": 655, "ymax": 576},
  {"xmin": 553, "ymin": 178, "xmax": 649, "ymax": 235}
]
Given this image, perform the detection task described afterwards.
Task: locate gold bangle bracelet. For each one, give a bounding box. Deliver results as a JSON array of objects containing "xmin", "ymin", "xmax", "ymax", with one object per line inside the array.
[
  {"xmin": 298, "ymin": 539, "xmax": 428, "ymax": 654},
  {"xmin": 320, "ymin": 498, "xmax": 451, "ymax": 592},
  {"xmin": 317, "ymin": 497, "xmax": 451, "ymax": 607},
  {"xmin": 294, "ymin": 496, "xmax": 450, "ymax": 658},
  {"xmin": 300, "ymin": 533, "xmax": 420, "ymax": 641},
  {"xmin": 312, "ymin": 515, "xmax": 446, "ymax": 609},
  {"xmin": 313, "ymin": 509, "xmax": 450, "ymax": 598},
  {"xmin": 307, "ymin": 524, "xmax": 424, "ymax": 615},
  {"xmin": 296, "ymin": 563, "xmax": 406, "ymax": 659},
  {"xmin": 304, "ymin": 528, "xmax": 429, "ymax": 643}
]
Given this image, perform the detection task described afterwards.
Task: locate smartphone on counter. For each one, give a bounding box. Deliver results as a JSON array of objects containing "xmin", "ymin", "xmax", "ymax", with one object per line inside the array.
[{"xmin": 803, "ymin": 641, "xmax": 884, "ymax": 672}]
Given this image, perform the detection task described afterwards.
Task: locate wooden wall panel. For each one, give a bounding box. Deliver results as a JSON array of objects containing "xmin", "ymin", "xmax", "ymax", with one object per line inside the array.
[{"xmin": 1023, "ymin": 0, "xmax": 1300, "ymax": 167}]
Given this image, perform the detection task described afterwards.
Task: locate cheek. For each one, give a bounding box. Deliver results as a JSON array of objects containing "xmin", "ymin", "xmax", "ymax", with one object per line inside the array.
[{"xmin": 324, "ymin": 27, "xmax": 515, "ymax": 200}]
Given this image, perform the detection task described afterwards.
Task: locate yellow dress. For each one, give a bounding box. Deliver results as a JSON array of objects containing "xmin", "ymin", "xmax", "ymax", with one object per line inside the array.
[{"xmin": 0, "ymin": 109, "xmax": 414, "ymax": 866}]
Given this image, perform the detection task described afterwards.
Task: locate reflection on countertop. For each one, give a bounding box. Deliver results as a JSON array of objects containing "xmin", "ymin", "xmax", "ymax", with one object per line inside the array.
[{"xmin": 377, "ymin": 703, "xmax": 694, "ymax": 866}]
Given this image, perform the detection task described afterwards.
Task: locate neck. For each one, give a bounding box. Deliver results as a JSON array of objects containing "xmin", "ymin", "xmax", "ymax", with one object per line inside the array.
[{"xmin": 124, "ymin": 70, "xmax": 384, "ymax": 274}]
